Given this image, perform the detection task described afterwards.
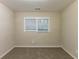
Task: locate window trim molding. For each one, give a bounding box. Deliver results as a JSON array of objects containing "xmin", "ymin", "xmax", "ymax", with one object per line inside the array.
[{"xmin": 24, "ymin": 17, "xmax": 50, "ymax": 32}]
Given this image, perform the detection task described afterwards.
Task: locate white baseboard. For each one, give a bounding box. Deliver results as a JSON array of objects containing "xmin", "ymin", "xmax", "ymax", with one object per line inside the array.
[
  {"xmin": 62, "ymin": 47, "xmax": 77, "ymax": 59},
  {"xmin": 15, "ymin": 46, "xmax": 61, "ymax": 48},
  {"xmin": 0, "ymin": 46, "xmax": 15, "ymax": 59}
]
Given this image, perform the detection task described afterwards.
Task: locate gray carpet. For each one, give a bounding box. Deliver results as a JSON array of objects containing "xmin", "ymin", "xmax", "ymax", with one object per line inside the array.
[{"xmin": 2, "ymin": 47, "xmax": 73, "ymax": 59}]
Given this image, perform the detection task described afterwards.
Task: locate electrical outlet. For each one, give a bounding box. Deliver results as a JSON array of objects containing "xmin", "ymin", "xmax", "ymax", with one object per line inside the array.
[{"xmin": 32, "ymin": 41, "xmax": 35, "ymax": 44}]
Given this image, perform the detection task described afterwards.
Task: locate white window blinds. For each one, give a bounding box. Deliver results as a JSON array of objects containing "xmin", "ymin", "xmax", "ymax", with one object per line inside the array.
[{"xmin": 24, "ymin": 17, "xmax": 49, "ymax": 32}]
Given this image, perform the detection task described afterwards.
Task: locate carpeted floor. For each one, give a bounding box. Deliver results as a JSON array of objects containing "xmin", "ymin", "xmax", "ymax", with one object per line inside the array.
[{"xmin": 2, "ymin": 47, "xmax": 73, "ymax": 59}]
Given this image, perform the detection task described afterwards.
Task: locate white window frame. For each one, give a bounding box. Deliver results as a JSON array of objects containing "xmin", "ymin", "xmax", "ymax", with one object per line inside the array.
[{"xmin": 24, "ymin": 17, "xmax": 50, "ymax": 32}]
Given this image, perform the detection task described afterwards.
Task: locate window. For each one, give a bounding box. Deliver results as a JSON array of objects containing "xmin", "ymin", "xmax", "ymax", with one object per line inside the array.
[{"xmin": 24, "ymin": 17, "xmax": 49, "ymax": 32}]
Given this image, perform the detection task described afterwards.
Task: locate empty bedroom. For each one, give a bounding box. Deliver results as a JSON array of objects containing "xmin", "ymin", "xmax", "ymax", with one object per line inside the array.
[{"xmin": 0, "ymin": 0, "xmax": 78, "ymax": 59}]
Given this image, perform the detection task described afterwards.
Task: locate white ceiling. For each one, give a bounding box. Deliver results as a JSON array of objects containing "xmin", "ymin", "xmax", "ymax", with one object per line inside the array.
[{"xmin": 0, "ymin": 0, "xmax": 75, "ymax": 12}]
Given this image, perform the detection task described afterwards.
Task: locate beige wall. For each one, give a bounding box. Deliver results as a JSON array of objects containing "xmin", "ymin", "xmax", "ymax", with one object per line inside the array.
[
  {"xmin": 61, "ymin": 1, "xmax": 78, "ymax": 58},
  {"xmin": 0, "ymin": 1, "xmax": 78, "ymax": 59},
  {"xmin": 15, "ymin": 12, "xmax": 61, "ymax": 47},
  {"xmin": 0, "ymin": 3, "xmax": 15, "ymax": 58}
]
